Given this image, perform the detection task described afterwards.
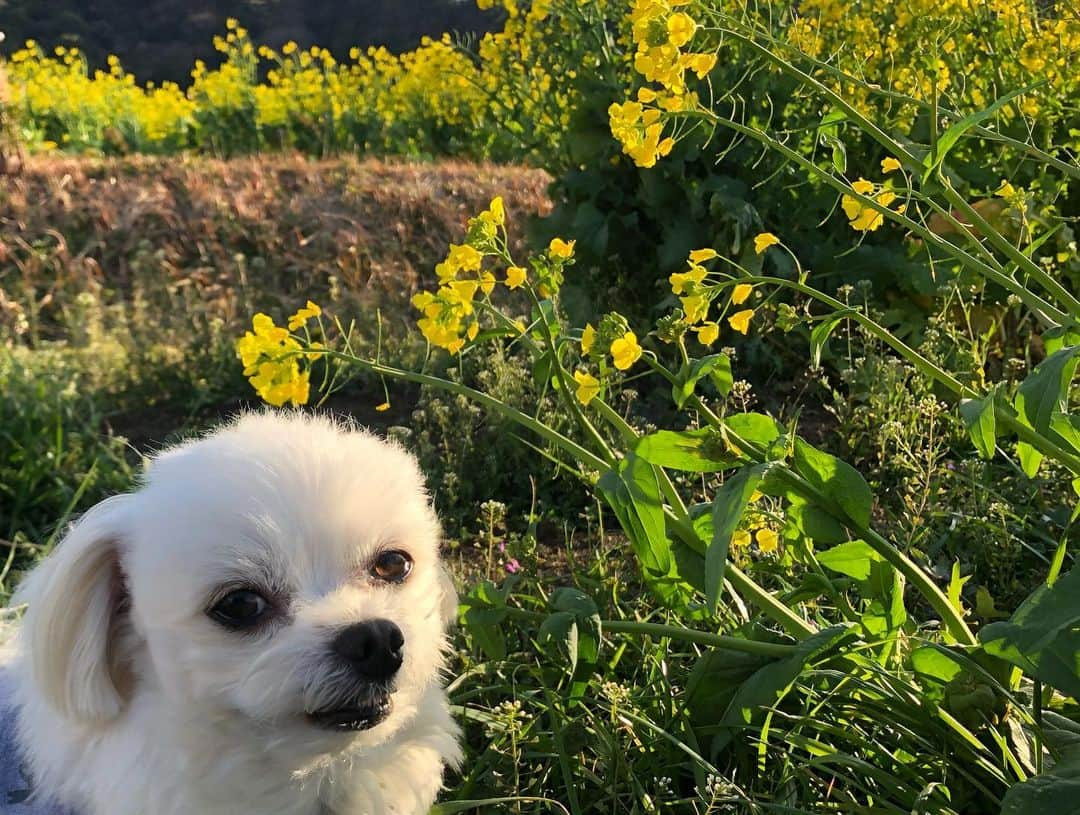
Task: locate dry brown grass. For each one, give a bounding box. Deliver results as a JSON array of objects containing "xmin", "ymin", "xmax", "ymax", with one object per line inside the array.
[{"xmin": 0, "ymin": 154, "xmax": 551, "ymax": 342}]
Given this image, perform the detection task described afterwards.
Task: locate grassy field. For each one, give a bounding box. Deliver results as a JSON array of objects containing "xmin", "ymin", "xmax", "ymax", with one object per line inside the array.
[
  {"xmin": 0, "ymin": 154, "xmax": 550, "ymax": 563},
  {"xmin": 4, "ymin": 0, "xmax": 1080, "ymax": 811},
  {"xmin": 3, "ymin": 151, "xmax": 1076, "ymax": 814}
]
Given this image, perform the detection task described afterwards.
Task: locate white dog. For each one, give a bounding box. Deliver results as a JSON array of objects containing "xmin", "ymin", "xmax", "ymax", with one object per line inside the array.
[{"xmin": 0, "ymin": 412, "xmax": 462, "ymax": 815}]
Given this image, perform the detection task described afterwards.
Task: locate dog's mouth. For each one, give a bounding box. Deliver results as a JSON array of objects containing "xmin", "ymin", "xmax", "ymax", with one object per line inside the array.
[{"xmin": 306, "ymin": 693, "xmax": 393, "ymax": 732}]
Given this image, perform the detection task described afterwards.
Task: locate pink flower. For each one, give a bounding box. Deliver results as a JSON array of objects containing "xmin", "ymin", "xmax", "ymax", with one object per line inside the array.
[
  {"xmin": 505, "ymin": 558, "xmax": 522, "ymax": 574},
  {"xmin": 497, "ymin": 541, "xmax": 506, "ymax": 553}
]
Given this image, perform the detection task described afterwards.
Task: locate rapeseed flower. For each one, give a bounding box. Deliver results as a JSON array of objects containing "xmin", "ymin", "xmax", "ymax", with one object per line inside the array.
[
  {"xmin": 753, "ymin": 233, "xmax": 779, "ymax": 254},
  {"xmin": 573, "ymin": 370, "xmax": 601, "ymax": 405},
  {"xmin": 610, "ymin": 331, "xmax": 643, "ymax": 370},
  {"xmin": 728, "ymin": 309, "xmax": 754, "ymax": 335}
]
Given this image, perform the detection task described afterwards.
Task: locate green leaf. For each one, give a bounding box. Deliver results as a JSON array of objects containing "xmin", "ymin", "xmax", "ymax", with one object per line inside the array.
[
  {"xmin": 1001, "ymin": 748, "xmax": 1080, "ymax": 815},
  {"xmin": 544, "ymin": 589, "xmax": 601, "ymax": 698},
  {"xmin": 959, "ymin": 393, "xmax": 997, "ymax": 459},
  {"xmin": 531, "ymin": 352, "xmax": 553, "ymax": 391},
  {"xmin": 685, "ymin": 647, "xmax": 772, "ymax": 723},
  {"xmin": 673, "ymin": 353, "xmax": 733, "ymax": 408},
  {"xmin": 551, "ymin": 586, "xmax": 599, "ymax": 620},
  {"xmin": 597, "ymin": 453, "xmax": 671, "ymax": 579},
  {"xmin": 975, "ymin": 585, "xmax": 1009, "ymax": 620},
  {"xmin": 707, "ymin": 464, "xmax": 771, "ymax": 614},
  {"xmin": 724, "ymin": 412, "xmax": 786, "ymax": 448},
  {"xmin": 636, "ymin": 428, "xmax": 732, "ymax": 472},
  {"xmin": 809, "ymin": 310, "xmax": 855, "ymax": 369},
  {"xmin": 1051, "ymin": 412, "xmax": 1080, "ymax": 453},
  {"xmin": 785, "ymin": 495, "xmax": 849, "ymax": 545},
  {"xmin": 793, "ymin": 437, "xmax": 873, "ymax": 528},
  {"xmin": 711, "ymin": 624, "xmax": 858, "ymax": 754},
  {"xmin": 946, "ymin": 560, "xmax": 970, "ymax": 617},
  {"xmin": 980, "ymin": 567, "xmax": 1080, "ymax": 699},
  {"xmin": 464, "ymin": 606, "xmax": 508, "ymax": 660},
  {"xmin": 921, "ymin": 82, "xmax": 1045, "ymax": 184},
  {"xmin": 817, "ymin": 539, "xmax": 882, "ymax": 581},
  {"xmin": 1018, "ymin": 441, "xmax": 1045, "ymax": 478},
  {"xmin": 818, "ymin": 108, "xmax": 848, "ymax": 174},
  {"xmin": 1015, "ymin": 345, "xmax": 1080, "ymax": 441},
  {"xmin": 911, "ymin": 645, "xmax": 964, "ymax": 684},
  {"xmin": 538, "ymin": 612, "xmax": 580, "ymax": 672},
  {"xmin": 1045, "ymin": 327, "xmax": 1080, "ymax": 357},
  {"xmin": 817, "ymin": 540, "xmax": 905, "ymax": 633}
]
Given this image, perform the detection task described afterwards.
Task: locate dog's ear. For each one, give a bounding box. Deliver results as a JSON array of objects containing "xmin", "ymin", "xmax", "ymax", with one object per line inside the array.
[
  {"xmin": 437, "ymin": 564, "xmax": 459, "ymax": 628},
  {"xmin": 14, "ymin": 494, "xmax": 134, "ymax": 723}
]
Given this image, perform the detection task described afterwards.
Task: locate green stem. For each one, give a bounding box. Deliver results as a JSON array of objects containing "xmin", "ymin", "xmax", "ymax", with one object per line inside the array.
[
  {"xmin": 673, "ymin": 386, "xmax": 976, "ymax": 645},
  {"xmin": 501, "ymin": 607, "xmax": 796, "ymax": 658},
  {"xmin": 738, "ymin": 274, "xmax": 1080, "ymax": 475},
  {"xmin": 690, "ymin": 104, "xmax": 1069, "ymax": 327},
  {"xmin": 939, "ymin": 180, "xmax": 1080, "ymax": 316},
  {"xmin": 592, "ymin": 385, "xmax": 817, "ymax": 638},
  {"xmin": 526, "ymin": 290, "xmax": 618, "ymax": 466},
  {"xmin": 323, "ymin": 351, "xmax": 609, "ymax": 473}
]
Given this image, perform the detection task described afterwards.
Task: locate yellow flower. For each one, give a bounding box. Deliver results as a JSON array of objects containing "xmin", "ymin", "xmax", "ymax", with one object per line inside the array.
[
  {"xmin": 610, "ymin": 331, "xmax": 643, "ymax": 370},
  {"xmin": 686, "ymin": 52, "xmax": 717, "ymax": 79},
  {"xmin": 753, "ymin": 233, "xmax": 779, "ymax": 254},
  {"xmin": 667, "ymin": 12, "xmax": 697, "ymax": 47},
  {"xmin": 506, "ymin": 265, "xmax": 527, "ymax": 289},
  {"xmin": 287, "ymin": 300, "xmax": 322, "ymax": 331},
  {"xmin": 731, "ymin": 284, "xmax": 753, "ymax": 305},
  {"xmin": 444, "ymin": 243, "xmax": 483, "ymax": 275},
  {"xmin": 728, "ymin": 309, "xmax": 755, "ymax": 335},
  {"xmin": 841, "ymin": 179, "xmax": 898, "ymax": 232},
  {"xmin": 669, "ymin": 263, "xmax": 707, "ymax": 295},
  {"xmin": 996, "ymin": 180, "xmax": 1024, "ymax": 207},
  {"xmin": 376, "ymin": 401, "xmax": 391, "ymax": 412},
  {"xmin": 692, "ymin": 321, "xmax": 720, "ymax": 346},
  {"xmin": 581, "ymin": 323, "xmax": 596, "ymax": 354},
  {"xmin": 850, "ymin": 178, "xmax": 875, "ymax": 196},
  {"xmin": 688, "ymin": 248, "xmax": 718, "ymax": 263},
  {"xmin": 573, "ymin": 370, "xmax": 601, "ymax": 405},
  {"xmin": 549, "ymin": 237, "xmax": 576, "ymax": 259},
  {"xmin": 482, "ymin": 196, "xmax": 505, "ymax": 226},
  {"xmin": 467, "ymin": 321, "xmax": 480, "ymax": 340},
  {"xmin": 881, "ymin": 157, "xmax": 902, "ymax": 174},
  {"xmin": 236, "ymin": 313, "xmax": 311, "ymax": 408},
  {"xmin": 755, "ymin": 528, "xmax": 779, "ymax": 553},
  {"xmin": 731, "ymin": 529, "xmax": 751, "ymax": 549},
  {"xmin": 680, "ymin": 294, "xmax": 709, "ymax": 324}
]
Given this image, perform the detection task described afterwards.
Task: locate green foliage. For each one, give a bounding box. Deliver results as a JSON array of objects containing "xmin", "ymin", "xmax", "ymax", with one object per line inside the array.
[{"xmin": 0, "ymin": 345, "xmax": 135, "ymax": 602}]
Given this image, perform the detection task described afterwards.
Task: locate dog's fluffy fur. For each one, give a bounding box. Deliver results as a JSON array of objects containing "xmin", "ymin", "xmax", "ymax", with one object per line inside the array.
[{"xmin": 0, "ymin": 412, "xmax": 462, "ymax": 815}]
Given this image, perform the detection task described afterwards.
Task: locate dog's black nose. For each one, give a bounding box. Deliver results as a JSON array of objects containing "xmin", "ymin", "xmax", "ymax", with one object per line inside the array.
[{"xmin": 332, "ymin": 619, "xmax": 404, "ymax": 681}]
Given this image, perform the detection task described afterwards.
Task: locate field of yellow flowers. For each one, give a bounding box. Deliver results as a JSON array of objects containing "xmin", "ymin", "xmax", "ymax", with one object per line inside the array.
[{"xmin": 4, "ymin": 0, "xmax": 1080, "ymax": 812}]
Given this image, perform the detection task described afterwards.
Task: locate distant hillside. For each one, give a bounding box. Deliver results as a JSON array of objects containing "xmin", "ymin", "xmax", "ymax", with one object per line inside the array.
[{"xmin": 0, "ymin": 0, "xmax": 501, "ymax": 84}]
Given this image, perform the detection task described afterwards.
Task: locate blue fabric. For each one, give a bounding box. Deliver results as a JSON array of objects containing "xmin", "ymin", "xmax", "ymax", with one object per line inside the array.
[{"xmin": 0, "ymin": 672, "xmax": 79, "ymax": 815}]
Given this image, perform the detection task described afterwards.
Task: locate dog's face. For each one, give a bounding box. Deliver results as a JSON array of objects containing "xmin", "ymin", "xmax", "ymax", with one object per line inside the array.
[{"xmin": 15, "ymin": 413, "xmax": 456, "ymax": 755}]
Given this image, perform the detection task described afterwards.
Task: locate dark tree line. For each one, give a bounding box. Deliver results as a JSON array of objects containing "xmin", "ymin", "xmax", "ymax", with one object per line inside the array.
[{"xmin": 0, "ymin": 0, "xmax": 501, "ymax": 83}]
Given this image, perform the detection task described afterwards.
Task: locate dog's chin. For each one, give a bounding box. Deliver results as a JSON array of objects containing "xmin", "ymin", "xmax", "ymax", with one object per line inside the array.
[{"xmin": 305, "ymin": 692, "xmax": 393, "ymax": 732}]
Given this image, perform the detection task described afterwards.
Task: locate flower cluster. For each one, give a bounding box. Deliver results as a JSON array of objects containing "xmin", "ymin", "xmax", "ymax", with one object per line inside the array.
[
  {"xmin": 574, "ymin": 312, "xmax": 645, "ymax": 405},
  {"xmin": 411, "ymin": 197, "xmax": 576, "ymax": 354},
  {"xmin": 607, "ymin": 0, "xmax": 717, "ymax": 167},
  {"xmin": 235, "ymin": 302, "xmax": 324, "ymax": 407},
  {"xmin": 785, "ymin": 0, "xmax": 1080, "ymax": 137},
  {"xmin": 840, "ymin": 178, "xmax": 904, "ymax": 233},
  {"xmin": 665, "ymin": 246, "xmax": 757, "ymax": 346}
]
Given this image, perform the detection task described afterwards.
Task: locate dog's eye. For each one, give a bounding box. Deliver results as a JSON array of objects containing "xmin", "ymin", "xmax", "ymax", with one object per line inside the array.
[
  {"xmin": 209, "ymin": 589, "xmax": 270, "ymax": 629},
  {"xmin": 371, "ymin": 550, "xmax": 412, "ymax": 583}
]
